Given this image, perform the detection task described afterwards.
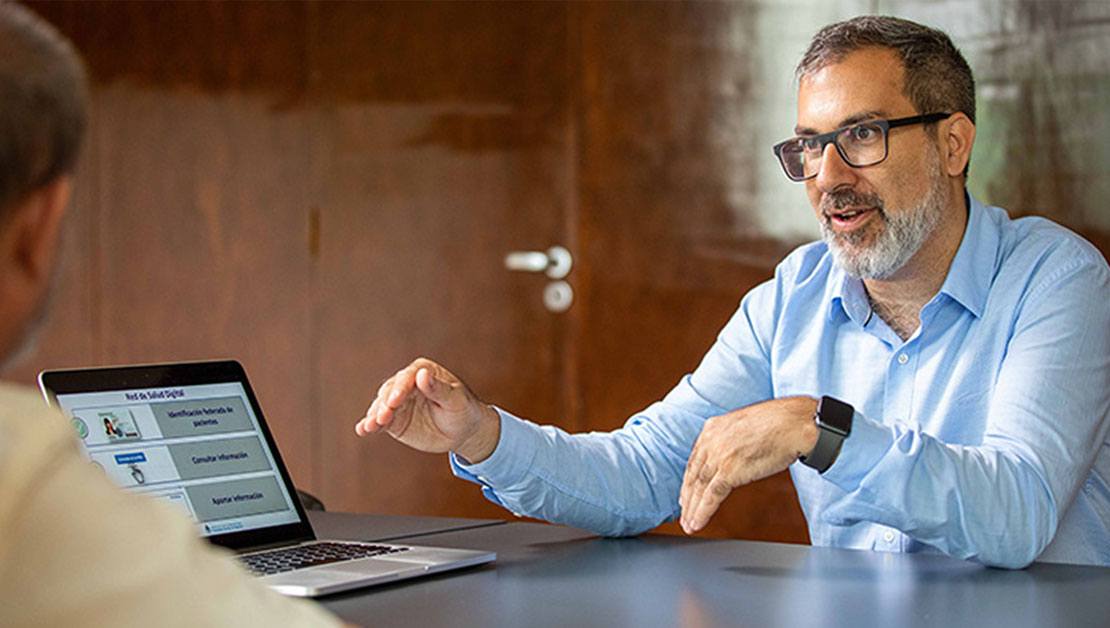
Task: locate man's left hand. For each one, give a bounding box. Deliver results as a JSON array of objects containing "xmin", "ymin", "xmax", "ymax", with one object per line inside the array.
[{"xmin": 679, "ymin": 396, "xmax": 820, "ymax": 534}]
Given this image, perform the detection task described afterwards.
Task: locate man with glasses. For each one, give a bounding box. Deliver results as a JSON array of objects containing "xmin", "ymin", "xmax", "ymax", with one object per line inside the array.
[{"xmin": 357, "ymin": 16, "xmax": 1110, "ymax": 568}]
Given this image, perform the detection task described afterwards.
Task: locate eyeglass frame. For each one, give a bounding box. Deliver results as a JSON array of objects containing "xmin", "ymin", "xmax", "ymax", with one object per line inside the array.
[{"xmin": 771, "ymin": 112, "xmax": 952, "ymax": 182}]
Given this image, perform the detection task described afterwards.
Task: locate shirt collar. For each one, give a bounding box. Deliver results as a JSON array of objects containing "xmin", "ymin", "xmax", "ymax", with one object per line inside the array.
[
  {"xmin": 936, "ymin": 193, "xmax": 997, "ymax": 319},
  {"xmin": 826, "ymin": 192, "xmax": 998, "ymax": 324},
  {"xmin": 828, "ymin": 267, "xmax": 869, "ymax": 325}
]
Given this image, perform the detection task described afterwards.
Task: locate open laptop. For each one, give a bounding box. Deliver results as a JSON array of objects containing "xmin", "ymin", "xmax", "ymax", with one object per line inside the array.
[{"xmin": 38, "ymin": 360, "xmax": 495, "ymax": 597}]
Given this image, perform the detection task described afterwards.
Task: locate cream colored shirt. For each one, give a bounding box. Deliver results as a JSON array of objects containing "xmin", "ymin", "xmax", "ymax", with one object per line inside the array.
[{"xmin": 0, "ymin": 383, "xmax": 343, "ymax": 627}]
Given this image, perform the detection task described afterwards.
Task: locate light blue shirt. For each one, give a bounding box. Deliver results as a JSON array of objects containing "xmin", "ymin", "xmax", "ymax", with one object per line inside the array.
[{"xmin": 453, "ymin": 195, "xmax": 1110, "ymax": 568}]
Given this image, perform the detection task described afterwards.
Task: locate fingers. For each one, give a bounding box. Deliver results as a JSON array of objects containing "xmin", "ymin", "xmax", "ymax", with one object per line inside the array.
[
  {"xmin": 385, "ymin": 366, "xmax": 419, "ymax": 411},
  {"xmin": 679, "ymin": 418, "xmax": 732, "ymax": 534},
  {"xmin": 355, "ymin": 378, "xmax": 396, "ymax": 436},
  {"xmin": 678, "ymin": 447, "xmax": 702, "ymax": 514},
  {"xmin": 370, "ymin": 365, "xmax": 421, "ymax": 430},
  {"xmin": 679, "ymin": 424, "xmax": 713, "ymax": 522},
  {"xmin": 382, "ymin": 391, "xmax": 417, "ymax": 439},
  {"xmin": 414, "ymin": 367, "xmax": 453, "ymax": 406},
  {"xmin": 685, "ymin": 477, "xmax": 730, "ymax": 534},
  {"xmin": 680, "ymin": 454, "xmax": 728, "ymax": 534},
  {"xmin": 354, "ymin": 358, "xmax": 455, "ymax": 438},
  {"xmin": 679, "ymin": 451, "xmax": 715, "ymax": 534},
  {"xmin": 354, "ymin": 398, "xmax": 381, "ymax": 436},
  {"xmin": 354, "ymin": 366, "xmax": 416, "ymax": 436}
]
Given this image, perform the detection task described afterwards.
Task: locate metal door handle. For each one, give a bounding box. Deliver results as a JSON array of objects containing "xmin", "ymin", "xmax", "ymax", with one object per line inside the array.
[{"xmin": 504, "ymin": 245, "xmax": 573, "ymax": 279}]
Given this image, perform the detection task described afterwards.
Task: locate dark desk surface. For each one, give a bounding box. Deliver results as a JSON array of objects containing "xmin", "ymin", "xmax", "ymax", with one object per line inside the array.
[
  {"xmin": 308, "ymin": 511, "xmax": 504, "ymax": 543},
  {"xmin": 310, "ymin": 512, "xmax": 1110, "ymax": 628}
]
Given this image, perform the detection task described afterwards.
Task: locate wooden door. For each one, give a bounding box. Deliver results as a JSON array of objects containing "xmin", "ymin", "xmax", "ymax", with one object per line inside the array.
[{"xmin": 306, "ymin": 2, "xmax": 575, "ymax": 517}]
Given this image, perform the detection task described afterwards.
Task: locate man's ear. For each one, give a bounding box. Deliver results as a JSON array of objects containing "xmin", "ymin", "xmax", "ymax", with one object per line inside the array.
[
  {"xmin": 1, "ymin": 176, "xmax": 71, "ymax": 285},
  {"xmin": 942, "ymin": 113, "xmax": 976, "ymax": 178}
]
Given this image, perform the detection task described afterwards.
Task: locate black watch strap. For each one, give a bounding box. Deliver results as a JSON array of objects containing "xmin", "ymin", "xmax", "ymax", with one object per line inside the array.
[
  {"xmin": 800, "ymin": 396, "xmax": 853, "ymax": 474},
  {"xmin": 800, "ymin": 425, "xmax": 844, "ymax": 473}
]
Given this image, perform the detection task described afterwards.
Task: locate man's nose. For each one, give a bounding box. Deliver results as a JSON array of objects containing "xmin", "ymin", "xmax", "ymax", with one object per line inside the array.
[{"xmin": 814, "ymin": 142, "xmax": 857, "ymax": 192}]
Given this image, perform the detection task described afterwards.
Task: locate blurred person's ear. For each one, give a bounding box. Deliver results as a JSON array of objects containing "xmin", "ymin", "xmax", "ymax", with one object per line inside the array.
[
  {"xmin": 0, "ymin": 176, "xmax": 71, "ymax": 355},
  {"xmin": 1, "ymin": 176, "xmax": 70, "ymax": 285}
]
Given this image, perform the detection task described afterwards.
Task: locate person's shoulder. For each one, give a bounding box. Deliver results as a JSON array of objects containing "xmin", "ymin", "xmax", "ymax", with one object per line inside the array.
[
  {"xmin": 0, "ymin": 381, "xmax": 74, "ymax": 449},
  {"xmin": 774, "ymin": 239, "xmax": 836, "ymax": 289},
  {"xmin": 991, "ymin": 205, "xmax": 1109, "ymax": 287},
  {"xmin": 0, "ymin": 382, "xmax": 78, "ymax": 533},
  {"xmin": 0, "ymin": 381, "xmax": 52, "ymax": 407},
  {"xmin": 0, "ymin": 381, "xmax": 60, "ymax": 419}
]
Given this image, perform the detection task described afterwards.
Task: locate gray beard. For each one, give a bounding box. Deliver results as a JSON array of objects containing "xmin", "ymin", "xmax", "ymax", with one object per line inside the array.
[{"xmin": 820, "ymin": 166, "xmax": 946, "ymax": 280}]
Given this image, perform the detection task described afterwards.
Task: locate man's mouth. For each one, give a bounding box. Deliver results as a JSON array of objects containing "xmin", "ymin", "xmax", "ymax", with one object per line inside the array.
[{"xmin": 826, "ymin": 206, "xmax": 879, "ymax": 231}]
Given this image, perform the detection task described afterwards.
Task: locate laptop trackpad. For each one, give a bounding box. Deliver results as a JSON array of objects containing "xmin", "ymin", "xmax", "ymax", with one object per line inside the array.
[{"xmin": 262, "ymin": 557, "xmax": 426, "ymax": 595}]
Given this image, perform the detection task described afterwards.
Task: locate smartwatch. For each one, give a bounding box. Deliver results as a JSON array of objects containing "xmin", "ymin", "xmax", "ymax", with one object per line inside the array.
[{"xmin": 799, "ymin": 395, "xmax": 854, "ymax": 473}]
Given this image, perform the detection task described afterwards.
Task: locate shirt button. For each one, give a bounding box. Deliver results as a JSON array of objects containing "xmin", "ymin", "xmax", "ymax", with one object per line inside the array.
[
  {"xmin": 883, "ymin": 530, "xmax": 896, "ymax": 543},
  {"xmin": 897, "ymin": 353, "xmax": 909, "ymax": 365}
]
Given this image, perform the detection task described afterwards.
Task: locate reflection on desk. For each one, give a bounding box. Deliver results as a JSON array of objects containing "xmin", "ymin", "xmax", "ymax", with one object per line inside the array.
[{"xmin": 310, "ymin": 512, "xmax": 1110, "ymax": 628}]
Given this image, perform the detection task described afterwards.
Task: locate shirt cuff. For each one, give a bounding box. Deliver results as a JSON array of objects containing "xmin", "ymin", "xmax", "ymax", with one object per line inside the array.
[
  {"xmin": 449, "ymin": 406, "xmax": 539, "ymax": 490},
  {"xmin": 819, "ymin": 410, "xmax": 893, "ymax": 492}
]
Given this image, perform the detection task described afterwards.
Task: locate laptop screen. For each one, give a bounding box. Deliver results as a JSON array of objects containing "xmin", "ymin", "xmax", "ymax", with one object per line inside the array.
[
  {"xmin": 41, "ymin": 361, "xmax": 315, "ymax": 549},
  {"xmin": 53, "ymin": 381, "xmax": 301, "ymax": 537}
]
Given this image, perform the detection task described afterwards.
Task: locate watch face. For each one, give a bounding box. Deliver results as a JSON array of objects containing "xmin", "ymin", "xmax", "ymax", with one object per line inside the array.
[{"xmin": 818, "ymin": 396, "xmax": 853, "ymax": 436}]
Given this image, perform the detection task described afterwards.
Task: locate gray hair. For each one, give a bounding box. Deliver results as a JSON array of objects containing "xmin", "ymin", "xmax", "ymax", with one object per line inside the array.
[
  {"xmin": 798, "ymin": 16, "xmax": 975, "ymax": 177},
  {"xmin": 0, "ymin": 2, "xmax": 88, "ymax": 213}
]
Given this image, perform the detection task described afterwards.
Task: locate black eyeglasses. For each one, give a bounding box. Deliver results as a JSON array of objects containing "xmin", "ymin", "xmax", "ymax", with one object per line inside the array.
[{"xmin": 772, "ymin": 112, "xmax": 951, "ymax": 182}]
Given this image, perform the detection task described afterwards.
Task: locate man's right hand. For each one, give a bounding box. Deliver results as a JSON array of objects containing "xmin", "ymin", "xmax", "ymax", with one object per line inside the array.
[{"xmin": 354, "ymin": 358, "xmax": 501, "ymax": 464}]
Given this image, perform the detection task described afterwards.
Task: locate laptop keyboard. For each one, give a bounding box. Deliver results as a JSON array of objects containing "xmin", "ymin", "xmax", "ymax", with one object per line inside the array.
[{"xmin": 240, "ymin": 541, "xmax": 412, "ymax": 576}]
